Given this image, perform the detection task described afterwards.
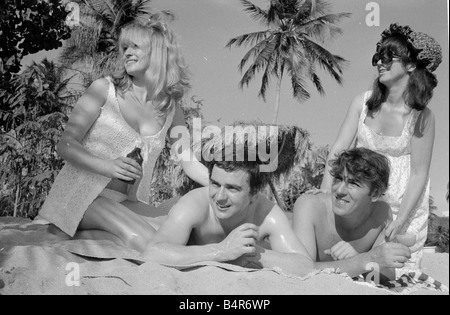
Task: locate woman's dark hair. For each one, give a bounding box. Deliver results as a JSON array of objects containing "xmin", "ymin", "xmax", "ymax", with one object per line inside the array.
[{"xmin": 367, "ymin": 35, "xmax": 438, "ymax": 112}]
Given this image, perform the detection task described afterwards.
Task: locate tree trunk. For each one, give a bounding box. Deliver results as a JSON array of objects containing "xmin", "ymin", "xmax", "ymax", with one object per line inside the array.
[
  {"xmin": 13, "ymin": 183, "xmax": 20, "ymax": 217},
  {"xmin": 269, "ymin": 180, "xmax": 286, "ymax": 211},
  {"xmin": 272, "ymin": 73, "xmax": 283, "ymax": 124}
]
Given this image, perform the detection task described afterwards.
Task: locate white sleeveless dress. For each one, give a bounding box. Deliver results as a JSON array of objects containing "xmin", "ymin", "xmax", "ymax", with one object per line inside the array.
[
  {"xmin": 356, "ymin": 91, "xmax": 430, "ymax": 275},
  {"xmin": 38, "ymin": 78, "xmax": 175, "ymax": 237}
]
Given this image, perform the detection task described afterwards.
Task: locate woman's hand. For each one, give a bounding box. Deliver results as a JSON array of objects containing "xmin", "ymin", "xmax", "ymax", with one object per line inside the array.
[
  {"xmin": 105, "ymin": 157, "xmax": 142, "ymax": 182},
  {"xmin": 385, "ymin": 218, "xmax": 407, "ymax": 242}
]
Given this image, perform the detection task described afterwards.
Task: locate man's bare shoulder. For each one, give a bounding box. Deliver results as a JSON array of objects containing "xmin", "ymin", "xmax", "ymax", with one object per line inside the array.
[
  {"xmin": 295, "ymin": 193, "xmax": 329, "ymax": 218},
  {"xmin": 170, "ymin": 187, "xmax": 210, "ymax": 222},
  {"xmin": 371, "ymin": 200, "xmax": 392, "ymax": 227}
]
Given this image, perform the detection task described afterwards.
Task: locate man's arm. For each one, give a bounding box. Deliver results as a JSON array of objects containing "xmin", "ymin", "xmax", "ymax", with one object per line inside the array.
[
  {"xmin": 292, "ymin": 194, "xmax": 321, "ymax": 261},
  {"xmin": 313, "ymin": 231, "xmax": 411, "ymax": 279},
  {"xmin": 143, "ymin": 188, "xmax": 258, "ymax": 265},
  {"xmin": 237, "ymin": 203, "xmax": 314, "ymax": 277},
  {"xmin": 142, "ymin": 189, "xmax": 223, "ymax": 265}
]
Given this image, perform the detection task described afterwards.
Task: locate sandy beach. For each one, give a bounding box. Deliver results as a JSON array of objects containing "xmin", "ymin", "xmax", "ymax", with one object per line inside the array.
[{"xmin": 0, "ymin": 217, "xmax": 448, "ymax": 295}]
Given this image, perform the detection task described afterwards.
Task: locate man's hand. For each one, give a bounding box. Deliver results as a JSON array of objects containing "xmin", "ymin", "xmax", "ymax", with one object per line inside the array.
[
  {"xmin": 324, "ymin": 241, "xmax": 359, "ymax": 261},
  {"xmin": 366, "ymin": 243, "xmax": 411, "ymax": 269},
  {"xmin": 218, "ymin": 223, "xmax": 259, "ymax": 261},
  {"xmin": 230, "ymin": 245, "xmax": 264, "ymax": 269}
]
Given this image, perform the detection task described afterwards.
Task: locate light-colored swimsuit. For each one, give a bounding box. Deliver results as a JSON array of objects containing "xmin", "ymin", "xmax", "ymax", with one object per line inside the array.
[
  {"xmin": 356, "ymin": 91, "xmax": 430, "ymax": 276},
  {"xmin": 38, "ymin": 77, "xmax": 175, "ymax": 237}
]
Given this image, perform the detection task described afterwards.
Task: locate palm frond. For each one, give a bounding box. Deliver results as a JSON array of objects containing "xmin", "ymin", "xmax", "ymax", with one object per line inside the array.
[
  {"xmin": 298, "ymin": 13, "xmax": 351, "ymax": 42},
  {"xmin": 302, "ymin": 38, "xmax": 347, "ymax": 84},
  {"xmin": 239, "ymin": 36, "xmax": 278, "ymax": 89},
  {"xmin": 290, "ymin": 69, "xmax": 310, "ymax": 102},
  {"xmin": 237, "ymin": 35, "xmax": 274, "ymax": 72},
  {"xmin": 225, "ymin": 30, "xmax": 269, "ymax": 49},
  {"xmin": 310, "ymin": 72, "xmax": 324, "ymax": 95},
  {"xmin": 258, "ymin": 54, "xmax": 277, "ymax": 101},
  {"xmin": 240, "ymin": 0, "xmax": 269, "ymax": 25}
]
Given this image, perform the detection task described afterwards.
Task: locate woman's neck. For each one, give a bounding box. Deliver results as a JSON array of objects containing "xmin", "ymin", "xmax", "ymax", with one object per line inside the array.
[
  {"xmin": 385, "ymin": 77, "xmax": 408, "ymax": 108},
  {"xmin": 130, "ymin": 78, "xmax": 148, "ymax": 102}
]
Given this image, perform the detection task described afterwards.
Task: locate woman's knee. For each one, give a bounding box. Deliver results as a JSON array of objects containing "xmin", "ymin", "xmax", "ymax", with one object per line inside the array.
[{"xmin": 79, "ymin": 196, "xmax": 156, "ymax": 252}]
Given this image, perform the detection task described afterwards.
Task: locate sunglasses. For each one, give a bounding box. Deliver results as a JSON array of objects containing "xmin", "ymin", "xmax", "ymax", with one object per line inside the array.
[{"xmin": 372, "ymin": 52, "xmax": 401, "ymax": 67}]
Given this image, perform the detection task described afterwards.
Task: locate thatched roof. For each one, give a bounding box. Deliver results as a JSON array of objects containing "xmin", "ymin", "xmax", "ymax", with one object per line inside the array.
[{"xmin": 193, "ymin": 121, "xmax": 312, "ymax": 181}]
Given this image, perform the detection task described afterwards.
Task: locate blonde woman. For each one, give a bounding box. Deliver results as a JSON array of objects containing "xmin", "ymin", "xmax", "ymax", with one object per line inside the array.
[{"xmin": 38, "ymin": 16, "xmax": 209, "ymax": 252}]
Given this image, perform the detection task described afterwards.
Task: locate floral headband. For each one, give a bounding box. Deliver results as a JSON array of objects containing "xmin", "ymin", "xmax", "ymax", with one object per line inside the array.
[{"xmin": 376, "ymin": 23, "xmax": 442, "ymax": 72}]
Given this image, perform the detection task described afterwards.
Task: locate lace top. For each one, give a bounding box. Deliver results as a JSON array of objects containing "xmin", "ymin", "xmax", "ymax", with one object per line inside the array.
[
  {"xmin": 39, "ymin": 77, "xmax": 175, "ymax": 236},
  {"xmin": 356, "ymin": 92, "xmax": 419, "ymax": 157},
  {"xmin": 355, "ymin": 91, "xmax": 430, "ymax": 256}
]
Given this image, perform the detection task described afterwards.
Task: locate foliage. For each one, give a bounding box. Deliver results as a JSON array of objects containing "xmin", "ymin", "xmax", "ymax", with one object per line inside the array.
[
  {"xmin": 150, "ymin": 96, "xmax": 205, "ymax": 206},
  {"xmin": 0, "ymin": 59, "xmax": 81, "ymax": 218},
  {"xmin": 0, "ymin": 0, "xmax": 71, "ymax": 80},
  {"xmin": 59, "ymin": 0, "xmax": 171, "ymax": 87},
  {"xmin": 276, "ymin": 144, "xmax": 329, "ymax": 211},
  {"xmin": 426, "ymin": 213, "xmax": 449, "ymax": 253},
  {"xmin": 226, "ymin": 0, "xmax": 350, "ymax": 123}
]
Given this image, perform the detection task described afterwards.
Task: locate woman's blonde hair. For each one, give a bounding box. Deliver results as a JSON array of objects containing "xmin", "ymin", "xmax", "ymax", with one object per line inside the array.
[{"xmin": 112, "ymin": 14, "xmax": 190, "ymax": 117}]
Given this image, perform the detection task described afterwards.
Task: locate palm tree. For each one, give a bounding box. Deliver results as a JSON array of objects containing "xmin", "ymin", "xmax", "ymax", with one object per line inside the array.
[
  {"xmin": 59, "ymin": 0, "xmax": 170, "ymax": 87},
  {"xmin": 429, "ymin": 195, "xmax": 438, "ymax": 216},
  {"xmin": 226, "ymin": 0, "xmax": 351, "ymax": 123}
]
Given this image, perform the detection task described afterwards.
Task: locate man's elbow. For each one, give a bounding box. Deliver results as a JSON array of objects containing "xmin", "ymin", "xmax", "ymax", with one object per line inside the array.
[{"xmin": 56, "ymin": 136, "xmax": 71, "ymax": 159}]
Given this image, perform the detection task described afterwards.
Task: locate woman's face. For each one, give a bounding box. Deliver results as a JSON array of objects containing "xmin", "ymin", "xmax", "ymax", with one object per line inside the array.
[
  {"xmin": 122, "ymin": 39, "xmax": 150, "ymax": 76},
  {"xmin": 373, "ymin": 49, "xmax": 411, "ymax": 87},
  {"xmin": 376, "ymin": 58, "xmax": 408, "ymax": 86}
]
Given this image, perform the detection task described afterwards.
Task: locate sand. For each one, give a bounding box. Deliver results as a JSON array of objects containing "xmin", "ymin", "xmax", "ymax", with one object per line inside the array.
[{"xmin": 0, "ymin": 217, "xmax": 448, "ymax": 295}]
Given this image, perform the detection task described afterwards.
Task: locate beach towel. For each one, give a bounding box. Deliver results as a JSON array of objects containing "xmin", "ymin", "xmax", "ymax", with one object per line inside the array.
[{"xmin": 354, "ymin": 271, "xmax": 448, "ymax": 293}]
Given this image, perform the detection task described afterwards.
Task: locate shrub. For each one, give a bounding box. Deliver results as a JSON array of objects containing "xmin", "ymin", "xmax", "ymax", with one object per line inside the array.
[{"xmin": 426, "ymin": 213, "xmax": 449, "ymax": 253}]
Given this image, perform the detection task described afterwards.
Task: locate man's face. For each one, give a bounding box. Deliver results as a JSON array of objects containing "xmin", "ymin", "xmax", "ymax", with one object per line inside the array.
[
  {"xmin": 209, "ymin": 166, "xmax": 254, "ymax": 220},
  {"xmin": 331, "ymin": 168, "xmax": 374, "ymax": 217}
]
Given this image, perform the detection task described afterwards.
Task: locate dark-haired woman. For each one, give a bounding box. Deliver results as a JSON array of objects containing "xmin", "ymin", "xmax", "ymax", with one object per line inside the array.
[{"xmin": 319, "ymin": 24, "xmax": 442, "ymax": 276}]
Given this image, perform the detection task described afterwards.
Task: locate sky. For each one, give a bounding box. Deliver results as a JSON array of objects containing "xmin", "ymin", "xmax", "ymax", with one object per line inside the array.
[{"xmin": 22, "ymin": 0, "xmax": 449, "ymax": 213}]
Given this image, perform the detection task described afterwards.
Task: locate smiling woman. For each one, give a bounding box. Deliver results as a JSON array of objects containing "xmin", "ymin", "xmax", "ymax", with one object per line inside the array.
[
  {"xmin": 36, "ymin": 14, "xmax": 209, "ymax": 252},
  {"xmin": 320, "ymin": 23, "xmax": 443, "ymax": 278}
]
